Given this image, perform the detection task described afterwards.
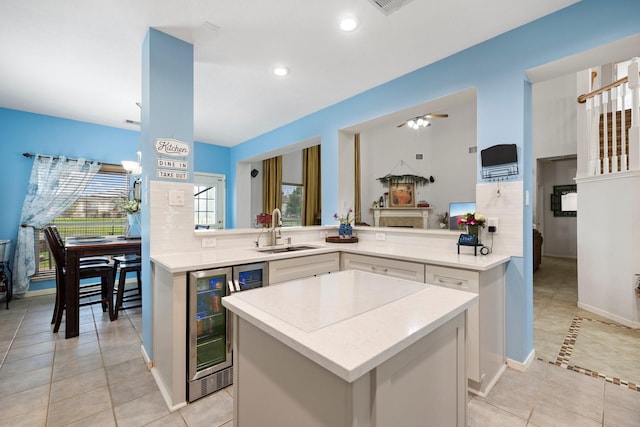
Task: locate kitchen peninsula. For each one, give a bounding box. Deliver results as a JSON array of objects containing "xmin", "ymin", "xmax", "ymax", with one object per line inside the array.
[
  {"xmin": 222, "ymin": 270, "xmax": 477, "ymax": 427},
  {"xmin": 150, "ymin": 231, "xmax": 510, "ymax": 410}
]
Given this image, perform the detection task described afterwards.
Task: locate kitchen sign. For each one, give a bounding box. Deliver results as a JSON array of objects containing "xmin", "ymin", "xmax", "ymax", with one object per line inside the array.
[
  {"xmin": 157, "ymin": 159, "xmax": 188, "ymax": 169},
  {"xmin": 154, "ymin": 138, "xmax": 192, "ymax": 181},
  {"xmin": 155, "ymin": 138, "xmax": 189, "ymax": 157},
  {"xmin": 157, "ymin": 169, "xmax": 189, "ymax": 180}
]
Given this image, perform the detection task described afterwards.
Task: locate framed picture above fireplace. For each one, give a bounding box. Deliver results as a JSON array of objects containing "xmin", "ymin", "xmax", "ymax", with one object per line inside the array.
[{"xmin": 389, "ymin": 183, "xmax": 415, "ymax": 207}]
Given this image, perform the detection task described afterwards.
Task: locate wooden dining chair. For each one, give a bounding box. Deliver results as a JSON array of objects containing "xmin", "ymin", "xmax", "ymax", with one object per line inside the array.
[
  {"xmin": 109, "ymin": 254, "xmax": 142, "ymax": 321},
  {"xmin": 44, "ymin": 226, "xmax": 115, "ymax": 333}
]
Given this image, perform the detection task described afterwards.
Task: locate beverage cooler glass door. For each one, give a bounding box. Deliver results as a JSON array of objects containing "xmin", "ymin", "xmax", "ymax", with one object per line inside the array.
[
  {"xmin": 188, "ymin": 267, "xmax": 232, "ymax": 381},
  {"xmin": 233, "ymin": 262, "xmax": 269, "ymax": 291}
]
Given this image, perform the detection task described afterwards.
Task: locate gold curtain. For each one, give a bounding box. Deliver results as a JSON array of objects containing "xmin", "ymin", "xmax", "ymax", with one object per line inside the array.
[
  {"xmin": 303, "ymin": 145, "xmax": 321, "ymax": 225},
  {"xmin": 354, "ymin": 133, "xmax": 361, "ymax": 224},
  {"xmin": 262, "ymin": 156, "xmax": 282, "ymax": 213}
]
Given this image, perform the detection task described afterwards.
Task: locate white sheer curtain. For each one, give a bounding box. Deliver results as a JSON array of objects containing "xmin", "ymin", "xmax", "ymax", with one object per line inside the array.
[{"xmin": 13, "ymin": 155, "xmax": 101, "ymax": 295}]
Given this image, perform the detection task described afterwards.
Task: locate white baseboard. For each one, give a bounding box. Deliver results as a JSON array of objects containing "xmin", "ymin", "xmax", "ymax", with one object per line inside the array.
[
  {"xmin": 141, "ymin": 344, "xmax": 153, "ymax": 370},
  {"xmin": 577, "ymin": 302, "xmax": 640, "ymax": 329},
  {"xmin": 468, "ymin": 363, "xmax": 507, "ymax": 398},
  {"xmin": 506, "ymin": 349, "xmax": 536, "ymax": 372},
  {"xmin": 151, "ymin": 367, "xmax": 187, "ymax": 413}
]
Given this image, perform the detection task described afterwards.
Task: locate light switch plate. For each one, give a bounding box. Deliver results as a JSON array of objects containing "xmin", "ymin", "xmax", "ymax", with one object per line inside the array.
[{"xmin": 169, "ymin": 190, "xmax": 185, "ymax": 206}]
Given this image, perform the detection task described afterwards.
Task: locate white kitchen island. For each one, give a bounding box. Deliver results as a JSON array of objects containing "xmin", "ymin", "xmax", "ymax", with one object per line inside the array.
[{"xmin": 222, "ymin": 270, "xmax": 477, "ymax": 427}]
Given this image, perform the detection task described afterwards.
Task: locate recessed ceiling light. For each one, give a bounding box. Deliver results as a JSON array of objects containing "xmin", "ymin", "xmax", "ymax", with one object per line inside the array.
[
  {"xmin": 339, "ymin": 16, "xmax": 359, "ymax": 32},
  {"xmin": 273, "ymin": 67, "xmax": 289, "ymax": 77}
]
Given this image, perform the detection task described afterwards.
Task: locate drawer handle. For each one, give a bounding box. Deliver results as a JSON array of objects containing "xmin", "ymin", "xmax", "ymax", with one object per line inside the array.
[
  {"xmin": 436, "ymin": 277, "xmax": 464, "ymax": 286},
  {"xmin": 371, "ymin": 266, "xmax": 389, "ymax": 273}
]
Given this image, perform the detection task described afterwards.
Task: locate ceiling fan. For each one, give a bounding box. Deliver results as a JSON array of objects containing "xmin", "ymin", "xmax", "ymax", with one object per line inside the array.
[{"xmin": 397, "ymin": 113, "xmax": 449, "ymax": 129}]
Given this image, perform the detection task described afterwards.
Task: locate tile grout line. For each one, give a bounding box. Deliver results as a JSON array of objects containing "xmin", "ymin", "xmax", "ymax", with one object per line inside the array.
[{"xmin": 0, "ymin": 308, "xmax": 27, "ymax": 370}]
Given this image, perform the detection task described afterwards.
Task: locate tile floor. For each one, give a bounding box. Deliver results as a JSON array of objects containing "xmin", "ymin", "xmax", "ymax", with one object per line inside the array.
[
  {"xmin": 533, "ymin": 256, "xmax": 640, "ymax": 389},
  {"xmin": 0, "ymin": 260, "xmax": 639, "ymax": 426}
]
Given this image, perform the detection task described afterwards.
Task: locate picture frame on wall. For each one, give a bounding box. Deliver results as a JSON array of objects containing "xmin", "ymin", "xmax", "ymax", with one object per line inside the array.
[
  {"xmin": 389, "ymin": 183, "xmax": 415, "ymax": 207},
  {"xmin": 550, "ymin": 184, "xmax": 577, "ymax": 217}
]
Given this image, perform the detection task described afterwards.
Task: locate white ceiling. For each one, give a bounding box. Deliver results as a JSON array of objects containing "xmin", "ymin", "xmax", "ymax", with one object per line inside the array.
[{"xmin": 0, "ymin": 0, "xmax": 579, "ymax": 147}]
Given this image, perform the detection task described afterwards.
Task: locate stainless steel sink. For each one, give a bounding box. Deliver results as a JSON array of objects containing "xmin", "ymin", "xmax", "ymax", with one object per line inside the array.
[{"xmin": 257, "ymin": 245, "xmax": 318, "ymax": 254}]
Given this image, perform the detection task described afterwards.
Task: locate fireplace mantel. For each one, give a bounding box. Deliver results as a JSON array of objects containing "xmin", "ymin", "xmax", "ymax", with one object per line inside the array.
[{"xmin": 370, "ymin": 207, "xmax": 432, "ymax": 229}]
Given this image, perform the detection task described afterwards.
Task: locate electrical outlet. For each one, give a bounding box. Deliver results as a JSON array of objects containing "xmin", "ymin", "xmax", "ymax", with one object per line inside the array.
[
  {"xmin": 375, "ymin": 232, "xmax": 386, "ymax": 241},
  {"xmin": 202, "ymin": 237, "xmax": 217, "ymax": 248},
  {"xmin": 487, "ymin": 218, "xmax": 498, "ymax": 233}
]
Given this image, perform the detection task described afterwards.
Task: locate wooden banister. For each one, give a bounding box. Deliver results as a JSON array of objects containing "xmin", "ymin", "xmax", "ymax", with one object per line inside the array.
[{"xmin": 577, "ymin": 75, "xmax": 630, "ymax": 103}]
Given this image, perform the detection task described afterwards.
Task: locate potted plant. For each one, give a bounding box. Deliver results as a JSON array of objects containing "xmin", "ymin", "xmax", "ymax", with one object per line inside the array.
[
  {"xmin": 116, "ymin": 197, "xmax": 141, "ymax": 238},
  {"xmin": 457, "ymin": 212, "xmax": 486, "ymax": 238},
  {"xmin": 333, "ymin": 209, "xmax": 354, "ymax": 238}
]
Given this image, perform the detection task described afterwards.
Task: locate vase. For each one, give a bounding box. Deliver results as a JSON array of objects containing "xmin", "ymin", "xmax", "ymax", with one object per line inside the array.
[
  {"xmin": 126, "ymin": 212, "xmax": 141, "ymax": 238},
  {"xmin": 466, "ymin": 224, "xmax": 479, "ymax": 242},
  {"xmin": 338, "ymin": 223, "xmax": 353, "ymax": 238}
]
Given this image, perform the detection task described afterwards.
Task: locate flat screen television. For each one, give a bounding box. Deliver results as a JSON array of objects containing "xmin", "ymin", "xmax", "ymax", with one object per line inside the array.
[{"xmin": 449, "ymin": 202, "xmax": 476, "ymax": 231}]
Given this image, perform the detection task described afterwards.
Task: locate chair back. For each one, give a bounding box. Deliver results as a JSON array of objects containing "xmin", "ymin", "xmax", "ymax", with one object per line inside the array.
[{"xmin": 43, "ymin": 226, "xmax": 66, "ymax": 269}]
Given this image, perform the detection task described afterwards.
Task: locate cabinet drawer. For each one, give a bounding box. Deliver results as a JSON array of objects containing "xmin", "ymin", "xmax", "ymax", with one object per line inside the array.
[
  {"xmin": 425, "ymin": 265, "xmax": 479, "ymax": 293},
  {"xmin": 341, "ymin": 253, "xmax": 425, "ymax": 282},
  {"xmin": 269, "ymin": 252, "xmax": 340, "ymax": 284}
]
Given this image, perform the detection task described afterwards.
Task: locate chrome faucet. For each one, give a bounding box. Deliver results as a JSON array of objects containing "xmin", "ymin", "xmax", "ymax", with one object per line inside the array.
[{"xmin": 270, "ymin": 208, "xmax": 282, "ymax": 246}]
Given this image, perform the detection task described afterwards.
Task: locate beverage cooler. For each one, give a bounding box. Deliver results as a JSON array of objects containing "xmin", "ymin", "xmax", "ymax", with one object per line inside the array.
[{"xmin": 187, "ymin": 262, "xmax": 268, "ymax": 402}]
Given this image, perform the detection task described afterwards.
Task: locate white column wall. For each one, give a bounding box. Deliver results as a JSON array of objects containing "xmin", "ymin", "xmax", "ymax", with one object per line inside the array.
[{"xmin": 577, "ymin": 173, "xmax": 640, "ymax": 327}]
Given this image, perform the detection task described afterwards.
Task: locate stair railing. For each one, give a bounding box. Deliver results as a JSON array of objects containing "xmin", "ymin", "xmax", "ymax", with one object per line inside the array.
[{"xmin": 578, "ymin": 58, "xmax": 639, "ymax": 175}]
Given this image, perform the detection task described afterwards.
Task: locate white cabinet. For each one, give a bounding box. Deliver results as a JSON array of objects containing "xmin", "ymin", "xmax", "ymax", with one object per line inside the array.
[
  {"xmin": 269, "ymin": 252, "xmax": 340, "ymax": 284},
  {"xmin": 425, "ymin": 264, "xmax": 505, "ymax": 396},
  {"xmin": 340, "ymin": 253, "xmax": 425, "ymax": 282}
]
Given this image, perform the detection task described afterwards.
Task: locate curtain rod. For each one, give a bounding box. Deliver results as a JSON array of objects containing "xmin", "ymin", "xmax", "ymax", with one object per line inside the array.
[{"xmin": 22, "ymin": 152, "xmax": 120, "ymax": 168}]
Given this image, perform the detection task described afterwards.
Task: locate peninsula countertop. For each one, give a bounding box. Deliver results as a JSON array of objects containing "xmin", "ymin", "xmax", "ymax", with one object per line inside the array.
[
  {"xmin": 150, "ymin": 239, "xmax": 510, "ymax": 273},
  {"xmin": 222, "ymin": 270, "xmax": 478, "ymax": 382}
]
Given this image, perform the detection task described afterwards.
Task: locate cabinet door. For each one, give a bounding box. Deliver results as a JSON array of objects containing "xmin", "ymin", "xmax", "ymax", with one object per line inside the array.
[
  {"xmin": 269, "ymin": 253, "xmax": 340, "ymax": 284},
  {"xmin": 340, "ymin": 253, "xmax": 425, "ymax": 282},
  {"xmin": 425, "ymin": 264, "xmax": 506, "ymax": 397},
  {"xmin": 425, "ymin": 264, "xmax": 481, "ymax": 383}
]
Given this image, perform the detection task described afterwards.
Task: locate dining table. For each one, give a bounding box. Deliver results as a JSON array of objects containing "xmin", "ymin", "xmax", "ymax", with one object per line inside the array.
[{"xmin": 64, "ymin": 235, "xmax": 141, "ymax": 339}]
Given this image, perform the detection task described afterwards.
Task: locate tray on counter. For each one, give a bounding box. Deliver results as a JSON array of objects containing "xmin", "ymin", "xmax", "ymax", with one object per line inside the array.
[{"xmin": 325, "ymin": 236, "xmax": 358, "ymax": 243}]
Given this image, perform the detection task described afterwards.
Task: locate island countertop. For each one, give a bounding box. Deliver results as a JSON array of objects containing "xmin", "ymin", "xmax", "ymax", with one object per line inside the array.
[{"xmin": 222, "ymin": 270, "xmax": 477, "ymax": 382}]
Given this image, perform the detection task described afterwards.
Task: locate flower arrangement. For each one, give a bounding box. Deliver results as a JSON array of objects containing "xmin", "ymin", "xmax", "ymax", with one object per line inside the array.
[
  {"xmin": 457, "ymin": 212, "xmax": 486, "ymax": 229},
  {"xmin": 333, "ymin": 209, "xmax": 354, "ymax": 225},
  {"xmin": 116, "ymin": 198, "xmax": 141, "ymax": 214}
]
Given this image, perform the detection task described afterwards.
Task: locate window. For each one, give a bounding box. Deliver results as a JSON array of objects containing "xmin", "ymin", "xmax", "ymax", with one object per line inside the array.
[
  {"xmin": 281, "ymin": 183, "xmax": 303, "ymax": 227},
  {"xmin": 194, "ymin": 173, "xmax": 226, "ymax": 229},
  {"xmin": 36, "ymin": 164, "xmax": 130, "ymax": 276}
]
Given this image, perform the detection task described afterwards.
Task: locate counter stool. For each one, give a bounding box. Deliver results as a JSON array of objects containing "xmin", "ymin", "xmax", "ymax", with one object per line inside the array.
[{"xmin": 109, "ymin": 254, "xmax": 142, "ymax": 321}]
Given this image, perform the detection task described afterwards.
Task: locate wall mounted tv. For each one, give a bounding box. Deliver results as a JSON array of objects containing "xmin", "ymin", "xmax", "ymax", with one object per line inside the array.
[{"xmin": 449, "ymin": 202, "xmax": 476, "ymax": 231}]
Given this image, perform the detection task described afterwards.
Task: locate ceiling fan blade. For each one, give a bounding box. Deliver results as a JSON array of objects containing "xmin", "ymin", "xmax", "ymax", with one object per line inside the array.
[
  {"xmin": 425, "ymin": 113, "xmax": 448, "ymax": 119},
  {"xmin": 397, "ymin": 122, "xmax": 407, "ymax": 128}
]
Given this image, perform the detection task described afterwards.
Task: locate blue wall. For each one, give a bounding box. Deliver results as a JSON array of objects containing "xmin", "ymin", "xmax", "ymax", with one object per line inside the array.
[
  {"xmin": 0, "ymin": 107, "xmax": 230, "ymax": 291},
  {"xmin": 194, "ymin": 143, "xmax": 230, "ymax": 178},
  {"xmin": 227, "ymin": 0, "xmax": 640, "ymax": 362}
]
